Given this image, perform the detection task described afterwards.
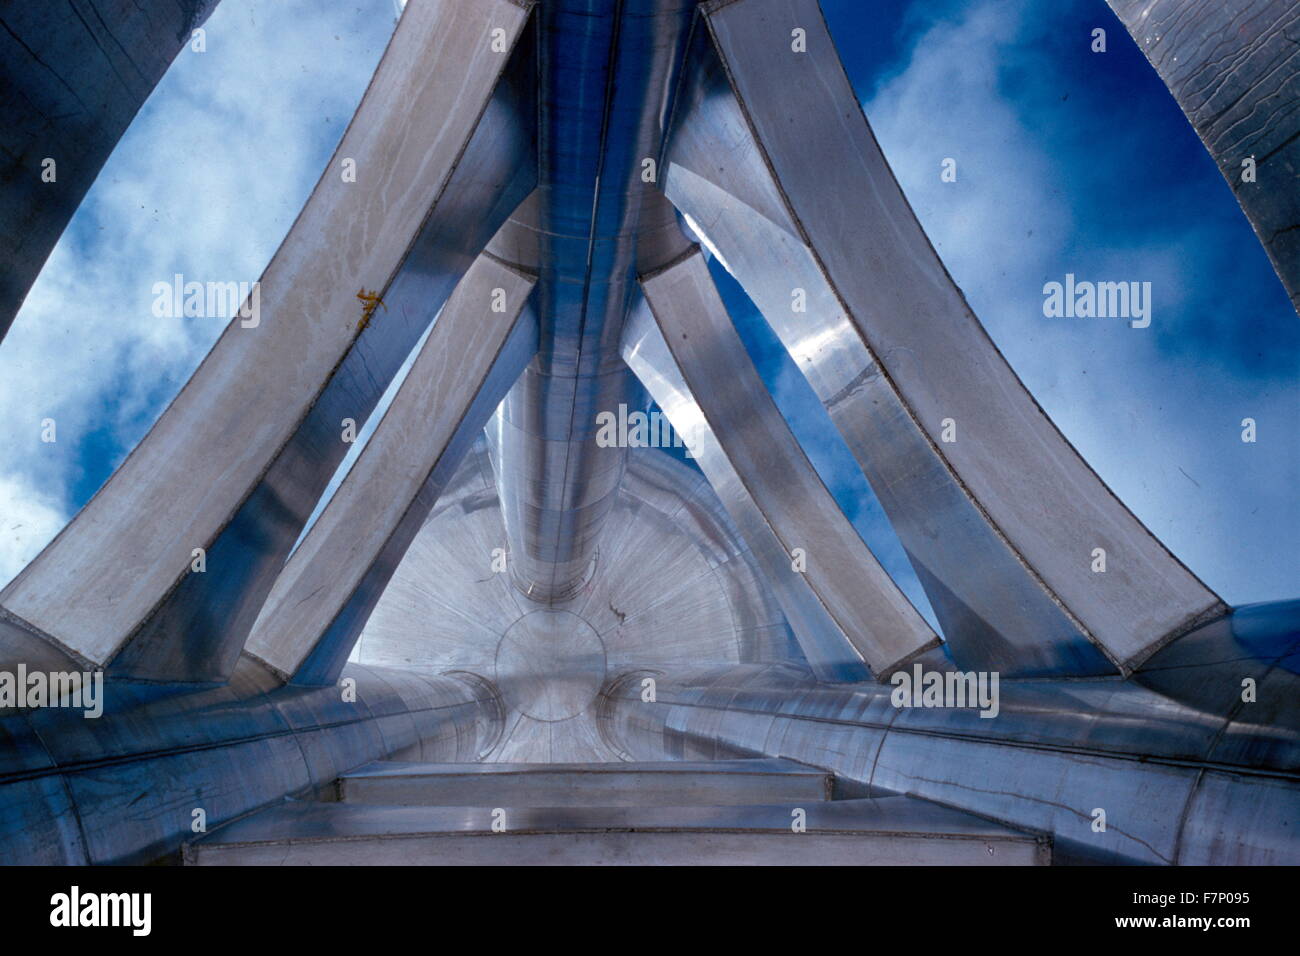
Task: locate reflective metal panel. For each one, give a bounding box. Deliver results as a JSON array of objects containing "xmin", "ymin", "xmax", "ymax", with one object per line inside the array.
[
  {"xmin": 600, "ymin": 601, "xmax": 1300, "ymax": 865},
  {"xmin": 0, "ymin": 663, "xmax": 500, "ymax": 864},
  {"xmin": 1108, "ymin": 0, "xmax": 1300, "ymax": 313},
  {"xmin": 488, "ymin": 1, "xmax": 699, "ymax": 603},
  {"xmin": 627, "ymin": 248, "xmax": 937, "ymax": 679},
  {"xmin": 0, "ymin": 0, "xmax": 537, "ymax": 681},
  {"xmin": 245, "ymin": 254, "xmax": 538, "ymax": 685},
  {"xmin": 185, "ymin": 795, "xmax": 1048, "ymax": 866},
  {"xmin": 662, "ymin": 0, "xmax": 1225, "ymax": 674},
  {"xmin": 354, "ymin": 434, "xmax": 798, "ymax": 761}
]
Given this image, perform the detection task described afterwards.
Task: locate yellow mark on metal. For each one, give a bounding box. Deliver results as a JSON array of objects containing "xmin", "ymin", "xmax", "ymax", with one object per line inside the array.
[{"xmin": 356, "ymin": 288, "xmax": 387, "ymax": 331}]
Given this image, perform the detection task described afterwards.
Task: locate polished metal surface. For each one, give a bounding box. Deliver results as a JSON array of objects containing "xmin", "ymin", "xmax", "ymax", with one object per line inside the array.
[
  {"xmin": 336, "ymin": 758, "xmax": 832, "ymax": 806},
  {"xmin": 1107, "ymin": 0, "xmax": 1300, "ymax": 313},
  {"xmin": 244, "ymin": 254, "xmax": 538, "ymax": 685},
  {"xmin": 0, "ymin": 0, "xmax": 1294, "ymax": 868},
  {"xmin": 626, "ymin": 249, "xmax": 937, "ymax": 680},
  {"xmin": 0, "ymin": 0, "xmax": 221, "ymax": 343},
  {"xmin": 598, "ymin": 601, "xmax": 1300, "ymax": 865},
  {"xmin": 186, "ymin": 789, "xmax": 1048, "ymax": 865},
  {"xmin": 496, "ymin": 610, "xmax": 607, "ymax": 720},
  {"xmin": 486, "ymin": 0, "xmax": 699, "ymax": 603},
  {"xmin": 0, "ymin": 662, "xmax": 502, "ymax": 864},
  {"xmin": 0, "ymin": 0, "xmax": 538, "ymax": 681},
  {"xmin": 664, "ymin": 0, "xmax": 1226, "ymax": 676},
  {"xmin": 351, "ymin": 436, "xmax": 800, "ymax": 762}
]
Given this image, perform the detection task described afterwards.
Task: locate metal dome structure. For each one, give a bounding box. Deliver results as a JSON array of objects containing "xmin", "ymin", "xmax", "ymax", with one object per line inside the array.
[{"xmin": 0, "ymin": 0, "xmax": 1296, "ymax": 866}]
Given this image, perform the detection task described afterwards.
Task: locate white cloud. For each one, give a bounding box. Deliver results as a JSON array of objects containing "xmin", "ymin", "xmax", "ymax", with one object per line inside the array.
[
  {"xmin": 0, "ymin": 0, "xmax": 394, "ymax": 588},
  {"xmin": 0, "ymin": 473, "xmax": 66, "ymax": 587},
  {"xmin": 861, "ymin": 0, "xmax": 1299, "ymax": 603}
]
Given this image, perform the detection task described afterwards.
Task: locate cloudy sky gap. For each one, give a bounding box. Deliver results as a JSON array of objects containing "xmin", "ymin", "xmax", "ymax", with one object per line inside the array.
[{"xmin": 0, "ymin": 0, "xmax": 1295, "ymax": 612}]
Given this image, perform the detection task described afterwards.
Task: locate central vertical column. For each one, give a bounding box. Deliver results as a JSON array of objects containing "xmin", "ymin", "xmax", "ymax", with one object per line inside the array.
[{"xmin": 490, "ymin": 0, "xmax": 698, "ymax": 603}]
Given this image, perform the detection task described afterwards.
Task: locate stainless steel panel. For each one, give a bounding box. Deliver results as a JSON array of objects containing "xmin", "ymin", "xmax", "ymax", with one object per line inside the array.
[
  {"xmin": 627, "ymin": 250, "xmax": 938, "ymax": 679},
  {"xmin": 354, "ymin": 433, "xmax": 799, "ymax": 762},
  {"xmin": 185, "ymin": 794, "xmax": 1048, "ymax": 866},
  {"xmin": 0, "ymin": 0, "xmax": 539, "ymax": 681},
  {"xmin": 244, "ymin": 254, "xmax": 537, "ymax": 685},
  {"xmin": 487, "ymin": 1, "xmax": 700, "ymax": 603},
  {"xmin": 600, "ymin": 600, "xmax": 1300, "ymax": 865},
  {"xmin": 0, "ymin": 664, "xmax": 501, "ymax": 864},
  {"xmin": 337, "ymin": 757, "xmax": 832, "ymax": 806},
  {"xmin": 1108, "ymin": 0, "xmax": 1300, "ymax": 313},
  {"xmin": 663, "ymin": 0, "xmax": 1225, "ymax": 674}
]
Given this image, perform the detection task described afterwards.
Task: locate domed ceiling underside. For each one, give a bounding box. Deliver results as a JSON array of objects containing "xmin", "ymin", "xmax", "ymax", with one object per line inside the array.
[{"xmin": 352, "ymin": 437, "xmax": 803, "ymax": 761}]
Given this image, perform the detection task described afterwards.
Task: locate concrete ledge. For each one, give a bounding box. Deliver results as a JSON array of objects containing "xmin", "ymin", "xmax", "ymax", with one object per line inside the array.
[{"xmin": 185, "ymin": 796, "xmax": 1050, "ymax": 865}]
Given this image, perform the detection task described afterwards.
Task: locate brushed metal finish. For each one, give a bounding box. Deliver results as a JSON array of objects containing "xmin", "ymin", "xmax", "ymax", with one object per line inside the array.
[
  {"xmin": 0, "ymin": 0, "xmax": 1291, "ymax": 870},
  {"xmin": 244, "ymin": 254, "xmax": 538, "ymax": 685},
  {"xmin": 496, "ymin": 610, "xmax": 607, "ymax": 720},
  {"xmin": 352, "ymin": 436, "xmax": 801, "ymax": 762},
  {"xmin": 487, "ymin": 0, "xmax": 700, "ymax": 603},
  {"xmin": 1107, "ymin": 0, "xmax": 1300, "ymax": 313},
  {"xmin": 0, "ymin": 0, "xmax": 538, "ymax": 682},
  {"xmin": 663, "ymin": 0, "xmax": 1225, "ymax": 675},
  {"xmin": 626, "ymin": 249, "xmax": 938, "ymax": 680},
  {"xmin": 185, "ymin": 794, "xmax": 1048, "ymax": 865},
  {"xmin": 0, "ymin": 662, "xmax": 502, "ymax": 864},
  {"xmin": 599, "ymin": 602, "xmax": 1300, "ymax": 865}
]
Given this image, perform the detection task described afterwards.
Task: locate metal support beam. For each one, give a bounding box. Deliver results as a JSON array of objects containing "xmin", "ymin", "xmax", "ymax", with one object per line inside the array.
[
  {"xmin": 626, "ymin": 248, "xmax": 938, "ymax": 680},
  {"xmin": 0, "ymin": 662, "xmax": 502, "ymax": 864},
  {"xmin": 0, "ymin": 0, "xmax": 537, "ymax": 681},
  {"xmin": 598, "ymin": 601, "xmax": 1300, "ymax": 865},
  {"xmin": 245, "ymin": 254, "xmax": 538, "ymax": 686},
  {"xmin": 485, "ymin": 0, "xmax": 701, "ymax": 605},
  {"xmin": 1108, "ymin": 0, "xmax": 1300, "ymax": 314},
  {"xmin": 661, "ymin": 0, "xmax": 1224, "ymax": 675},
  {"xmin": 0, "ymin": 0, "xmax": 221, "ymax": 344}
]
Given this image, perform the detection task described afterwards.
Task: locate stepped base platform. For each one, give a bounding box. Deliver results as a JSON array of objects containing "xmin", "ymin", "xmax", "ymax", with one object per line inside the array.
[
  {"xmin": 335, "ymin": 758, "xmax": 833, "ymax": 807},
  {"xmin": 185, "ymin": 795, "xmax": 1050, "ymax": 866}
]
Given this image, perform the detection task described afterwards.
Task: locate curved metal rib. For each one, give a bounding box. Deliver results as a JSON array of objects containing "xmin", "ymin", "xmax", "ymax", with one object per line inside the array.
[
  {"xmin": 0, "ymin": 0, "xmax": 538, "ymax": 681},
  {"xmin": 1108, "ymin": 0, "xmax": 1300, "ymax": 314},
  {"xmin": 626, "ymin": 248, "xmax": 938, "ymax": 680},
  {"xmin": 662, "ymin": 0, "xmax": 1224, "ymax": 675},
  {"xmin": 245, "ymin": 254, "xmax": 538, "ymax": 686}
]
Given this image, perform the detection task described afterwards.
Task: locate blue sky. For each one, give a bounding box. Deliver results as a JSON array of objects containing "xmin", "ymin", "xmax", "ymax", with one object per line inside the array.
[
  {"xmin": 726, "ymin": 0, "xmax": 1299, "ymax": 611},
  {"xmin": 0, "ymin": 0, "xmax": 399, "ymax": 585},
  {"xmin": 0, "ymin": 0, "xmax": 1295, "ymax": 615}
]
